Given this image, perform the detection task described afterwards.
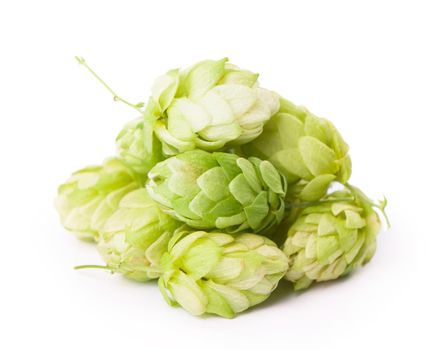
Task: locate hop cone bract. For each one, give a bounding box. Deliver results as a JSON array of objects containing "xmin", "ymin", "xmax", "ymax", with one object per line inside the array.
[
  {"xmin": 283, "ymin": 186, "xmax": 383, "ymax": 290},
  {"xmin": 146, "ymin": 150, "xmax": 287, "ymax": 233},
  {"xmin": 158, "ymin": 230, "xmax": 289, "ymax": 318},
  {"xmin": 97, "ymin": 188, "xmax": 180, "ymax": 281},
  {"xmin": 150, "ymin": 58, "xmax": 280, "ymax": 155},
  {"xmin": 242, "ymin": 98, "xmax": 352, "ymax": 201},
  {"xmin": 55, "ymin": 158, "xmax": 140, "ymax": 242}
]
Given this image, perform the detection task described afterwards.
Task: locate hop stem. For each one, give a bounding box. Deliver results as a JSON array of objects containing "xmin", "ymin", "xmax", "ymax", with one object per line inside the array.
[
  {"xmin": 74, "ymin": 264, "xmax": 113, "ymax": 271},
  {"xmin": 75, "ymin": 56, "xmax": 144, "ymax": 113},
  {"xmin": 285, "ymin": 196, "xmax": 355, "ymax": 210}
]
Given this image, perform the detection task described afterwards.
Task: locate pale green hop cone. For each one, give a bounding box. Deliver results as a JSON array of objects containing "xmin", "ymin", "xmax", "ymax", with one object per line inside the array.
[
  {"xmin": 146, "ymin": 150, "xmax": 287, "ymax": 233},
  {"xmin": 150, "ymin": 58, "xmax": 280, "ymax": 155},
  {"xmin": 283, "ymin": 186, "xmax": 386, "ymax": 290},
  {"xmin": 55, "ymin": 158, "xmax": 141, "ymax": 242},
  {"xmin": 96, "ymin": 188, "xmax": 181, "ymax": 281},
  {"xmin": 158, "ymin": 230, "xmax": 289, "ymax": 318},
  {"xmin": 116, "ymin": 101, "xmax": 165, "ymax": 175},
  {"xmin": 242, "ymin": 98, "xmax": 352, "ymax": 202}
]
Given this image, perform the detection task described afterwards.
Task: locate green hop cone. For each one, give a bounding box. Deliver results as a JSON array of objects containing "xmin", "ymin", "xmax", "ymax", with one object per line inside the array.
[
  {"xmin": 151, "ymin": 58, "xmax": 280, "ymax": 155},
  {"xmin": 146, "ymin": 150, "xmax": 287, "ymax": 233},
  {"xmin": 242, "ymin": 98, "xmax": 352, "ymax": 202},
  {"xmin": 55, "ymin": 158, "xmax": 141, "ymax": 242},
  {"xmin": 158, "ymin": 230, "xmax": 289, "ymax": 318},
  {"xmin": 283, "ymin": 185, "xmax": 386, "ymax": 290},
  {"xmin": 96, "ymin": 188, "xmax": 181, "ymax": 281},
  {"xmin": 116, "ymin": 101, "xmax": 165, "ymax": 175}
]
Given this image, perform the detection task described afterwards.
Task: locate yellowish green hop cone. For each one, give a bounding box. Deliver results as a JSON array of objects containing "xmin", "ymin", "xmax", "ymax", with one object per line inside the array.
[
  {"xmin": 242, "ymin": 98, "xmax": 351, "ymax": 202},
  {"xmin": 283, "ymin": 185, "xmax": 387, "ymax": 290},
  {"xmin": 146, "ymin": 150, "xmax": 287, "ymax": 233},
  {"xmin": 150, "ymin": 58, "xmax": 280, "ymax": 155},
  {"xmin": 94, "ymin": 188, "xmax": 181, "ymax": 281},
  {"xmin": 55, "ymin": 158, "xmax": 141, "ymax": 242},
  {"xmin": 158, "ymin": 230, "xmax": 289, "ymax": 318}
]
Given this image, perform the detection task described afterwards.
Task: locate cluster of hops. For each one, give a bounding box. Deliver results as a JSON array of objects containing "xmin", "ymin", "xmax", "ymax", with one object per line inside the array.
[{"xmin": 56, "ymin": 57, "xmax": 388, "ymax": 318}]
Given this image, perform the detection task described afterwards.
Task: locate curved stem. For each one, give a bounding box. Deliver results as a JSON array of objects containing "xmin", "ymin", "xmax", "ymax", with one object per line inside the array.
[{"xmin": 75, "ymin": 56, "xmax": 144, "ymax": 113}]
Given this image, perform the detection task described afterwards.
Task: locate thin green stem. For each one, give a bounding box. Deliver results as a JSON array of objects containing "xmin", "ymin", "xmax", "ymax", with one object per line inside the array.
[
  {"xmin": 75, "ymin": 56, "xmax": 144, "ymax": 113},
  {"xmin": 74, "ymin": 264, "xmax": 113, "ymax": 271},
  {"xmin": 285, "ymin": 196, "xmax": 355, "ymax": 210}
]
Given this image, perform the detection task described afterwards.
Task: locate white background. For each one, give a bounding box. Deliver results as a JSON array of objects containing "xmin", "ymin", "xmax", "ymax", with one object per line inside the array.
[{"xmin": 1, "ymin": 1, "xmax": 434, "ymax": 349}]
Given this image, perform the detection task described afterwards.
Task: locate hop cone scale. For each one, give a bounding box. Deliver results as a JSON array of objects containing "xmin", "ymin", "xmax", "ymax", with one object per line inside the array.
[
  {"xmin": 242, "ymin": 98, "xmax": 352, "ymax": 202},
  {"xmin": 158, "ymin": 230, "xmax": 289, "ymax": 318},
  {"xmin": 283, "ymin": 186, "xmax": 383, "ymax": 290},
  {"xmin": 146, "ymin": 150, "xmax": 287, "ymax": 233}
]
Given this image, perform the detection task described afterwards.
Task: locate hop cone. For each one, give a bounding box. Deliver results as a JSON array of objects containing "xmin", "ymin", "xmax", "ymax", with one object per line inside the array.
[
  {"xmin": 96, "ymin": 188, "xmax": 180, "ymax": 281},
  {"xmin": 150, "ymin": 58, "xmax": 280, "ymax": 155},
  {"xmin": 283, "ymin": 186, "xmax": 384, "ymax": 290},
  {"xmin": 55, "ymin": 158, "xmax": 140, "ymax": 242},
  {"xmin": 158, "ymin": 230, "xmax": 289, "ymax": 318},
  {"xmin": 146, "ymin": 150, "xmax": 287, "ymax": 233},
  {"xmin": 242, "ymin": 98, "xmax": 352, "ymax": 201},
  {"xmin": 116, "ymin": 101, "xmax": 164, "ymax": 175}
]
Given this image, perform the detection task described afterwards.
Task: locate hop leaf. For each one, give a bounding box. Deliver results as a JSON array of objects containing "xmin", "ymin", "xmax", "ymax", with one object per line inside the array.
[
  {"xmin": 242, "ymin": 98, "xmax": 352, "ymax": 201},
  {"xmin": 55, "ymin": 158, "xmax": 141, "ymax": 242},
  {"xmin": 158, "ymin": 230, "xmax": 289, "ymax": 318},
  {"xmin": 146, "ymin": 150, "xmax": 287, "ymax": 233},
  {"xmin": 283, "ymin": 186, "xmax": 384, "ymax": 290}
]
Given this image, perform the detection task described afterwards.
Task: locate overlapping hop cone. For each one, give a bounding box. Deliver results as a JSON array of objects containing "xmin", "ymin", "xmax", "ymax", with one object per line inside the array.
[{"xmin": 55, "ymin": 57, "xmax": 388, "ymax": 318}]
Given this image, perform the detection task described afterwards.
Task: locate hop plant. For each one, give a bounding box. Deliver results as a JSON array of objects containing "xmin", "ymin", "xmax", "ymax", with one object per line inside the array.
[
  {"xmin": 283, "ymin": 185, "xmax": 386, "ymax": 290},
  {"xmin": 150, "ymin": 58, "xmax": 280, "ymax": 155},
  {"xmin": 146, "ymin": 150, "xmax": 287, "ymax": 233},
  {"xmin": 90, "ymin": 188, "xmax": 181, "ymax": 281},
  {"xmin": 242, "ymin": 98, "xmax": 351, "ymax": 202},
  {"xmin": 55, "ymin": 158, "xmax": 141, "ymax": 242},
  {"xmin": 158, "ymin": 230, "xmax": 289, "ymax": 318}
]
